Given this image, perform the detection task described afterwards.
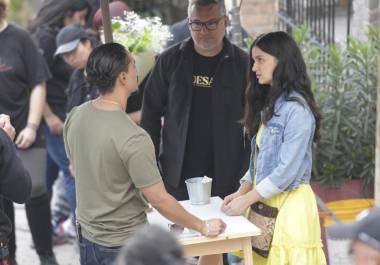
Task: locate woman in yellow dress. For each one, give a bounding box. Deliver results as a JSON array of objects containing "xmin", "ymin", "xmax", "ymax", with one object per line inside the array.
[{"xmin": 200, "ymin": 31, "xmax": 327, "ymax": 265}]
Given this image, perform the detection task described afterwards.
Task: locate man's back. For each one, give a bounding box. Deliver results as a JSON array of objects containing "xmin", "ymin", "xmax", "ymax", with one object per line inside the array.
[{"xmin": 64, "ymin": 102, "xmax": 161, "ymax": 247}]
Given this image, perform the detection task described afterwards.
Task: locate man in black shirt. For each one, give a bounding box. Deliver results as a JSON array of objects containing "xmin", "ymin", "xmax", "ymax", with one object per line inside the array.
[{"xmin": 141, "ymin": 0, "xmax": 250, "ymax": 200}]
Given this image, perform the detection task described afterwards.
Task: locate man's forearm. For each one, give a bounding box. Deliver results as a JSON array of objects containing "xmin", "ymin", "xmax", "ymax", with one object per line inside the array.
[
  {"xmin": 27, "ymin": 82, "xmax": 46, "ymax": 128},
  {"xmin": 151, "ymin": 193, "xmax": 203, "ymax": 233}
]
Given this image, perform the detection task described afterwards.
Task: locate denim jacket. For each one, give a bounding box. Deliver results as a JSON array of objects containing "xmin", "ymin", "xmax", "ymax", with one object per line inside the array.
[{"xmin": 240, "ymin": 91, "xmax": 315, "ymax": 199}]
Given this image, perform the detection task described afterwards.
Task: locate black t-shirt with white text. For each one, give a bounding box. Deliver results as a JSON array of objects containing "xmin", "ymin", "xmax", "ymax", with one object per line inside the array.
[
  {"xmin": 0, "ymin": 24, "xmax": 51, "ymax": 134},
  {"xmin": 181, "ymin": 49, "xmax": 222, "ymax": 180}
]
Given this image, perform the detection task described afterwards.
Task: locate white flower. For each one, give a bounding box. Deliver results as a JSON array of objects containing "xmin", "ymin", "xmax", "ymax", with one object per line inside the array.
[{"xmin": 111, "ymin": 11, "xmax": 172, "ymax": 55}]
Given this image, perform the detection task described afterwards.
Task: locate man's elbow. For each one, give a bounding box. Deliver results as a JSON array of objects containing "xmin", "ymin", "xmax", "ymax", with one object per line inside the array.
[{"xmin": 147, "ymin": 191, "xmax": 171, "ymax": 209}]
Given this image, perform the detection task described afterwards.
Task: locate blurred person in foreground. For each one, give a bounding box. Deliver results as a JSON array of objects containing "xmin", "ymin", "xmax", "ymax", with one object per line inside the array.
[
  {"xmin": 0, "ymin": 115, "xmax": 31, "ymax": 264},
  {"xmin": 328, "ymin": 207, "xmax": 380, "ymax": 265},
  {"xmin": 113, "ymin": 225, "xmax": 186, "ymax": 265},
  {"xmin": 63, "ymin": 43, "xmax": 226, "ymax": 265}
]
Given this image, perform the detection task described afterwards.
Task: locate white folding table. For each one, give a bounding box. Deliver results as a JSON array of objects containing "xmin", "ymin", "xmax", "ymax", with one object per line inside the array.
[{"xmin": 148, "ymin": 196, "xmax": 261, "ymax": 265}]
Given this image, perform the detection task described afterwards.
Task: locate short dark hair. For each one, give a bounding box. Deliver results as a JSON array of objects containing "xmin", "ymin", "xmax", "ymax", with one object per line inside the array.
[
  {"xmin": 85, "ymin": 43, "xmax": 130, "ymax": 95},
  {"xmin": 188, "ymin": 0, "xmax": 226, "ymax": 16},
  {"xmin": 115, "ymin": 225, "xmax": 185, "ymax": 265}
]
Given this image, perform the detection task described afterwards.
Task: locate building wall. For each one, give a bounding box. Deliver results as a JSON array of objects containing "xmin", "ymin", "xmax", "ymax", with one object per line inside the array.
[
  {"xmin": 352, "ymin": 0, "xmax": 379, "ymax": 41},
  {"xmin": 225, "ymin": 0, "xmax": 277, "ymax": 38},
  {"xmin": 241, "ymin": 0, "xmax": 276, "ymax": 37}
]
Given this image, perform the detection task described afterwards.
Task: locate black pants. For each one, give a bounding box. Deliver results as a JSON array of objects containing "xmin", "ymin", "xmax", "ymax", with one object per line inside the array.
[{"xmin": 4, "ymin": 193, "xmax": 53, "ymax": 258}]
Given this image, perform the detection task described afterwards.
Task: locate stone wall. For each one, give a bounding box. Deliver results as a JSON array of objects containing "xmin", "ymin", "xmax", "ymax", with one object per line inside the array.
[
  {"xmin": 226, "ymin": 0, "xmax": 277, "ymax": 37},
  {"xmin": 351, "ymin": 0, "xmax": 379, "ymax": 41},
  {"xmin": 368, "ymin": 0, "xmax": 379, "ymax": 25}
]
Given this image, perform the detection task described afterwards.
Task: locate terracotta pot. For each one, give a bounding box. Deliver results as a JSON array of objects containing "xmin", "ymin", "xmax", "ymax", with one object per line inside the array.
[{"xmin": 311, "ymin": 179, "xmax": 374, "ymax": 202}]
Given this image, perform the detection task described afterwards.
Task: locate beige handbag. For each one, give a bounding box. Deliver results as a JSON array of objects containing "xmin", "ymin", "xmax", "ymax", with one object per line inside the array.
[{"xmin": 247, "ymin": 146, "xmax": 286, "ymax": 258}]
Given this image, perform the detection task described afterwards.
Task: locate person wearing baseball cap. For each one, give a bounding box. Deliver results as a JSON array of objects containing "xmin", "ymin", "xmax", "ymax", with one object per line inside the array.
[
  {"xmin": 55, "ymin": 24, "xmax": 89, "ymax": 56},
  {"xmin": 55, "ymin": 23, "xmax": 100, "ymax": 113},
  {"xmin": 328, "ymin": 207, "xmax": 380, "ymax": 265}
]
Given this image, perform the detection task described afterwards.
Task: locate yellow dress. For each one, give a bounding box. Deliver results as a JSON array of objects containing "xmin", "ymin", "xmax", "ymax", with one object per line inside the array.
[{"xmin": 234, "ymin": 125, "xmax": 326, "ymax": 265}]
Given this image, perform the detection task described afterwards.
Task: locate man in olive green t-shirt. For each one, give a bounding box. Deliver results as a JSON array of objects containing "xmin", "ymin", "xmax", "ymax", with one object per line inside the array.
[
  {"xmin": 63, "ymin": 43, "xmax": 226, "ymax": 265},
  {"xmin": 64, "ymin": 100, "xmax": 161, "ymax": 247}
]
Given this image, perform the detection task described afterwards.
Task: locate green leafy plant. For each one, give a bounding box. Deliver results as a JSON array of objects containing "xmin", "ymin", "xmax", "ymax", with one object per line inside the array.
[
  {"xmin": 111, "ymin": 11, "xmax": 172, "ymax": 55},
  {"xmin": 293, "ymin": 26, "xmax": 378, "ymax": 188}
]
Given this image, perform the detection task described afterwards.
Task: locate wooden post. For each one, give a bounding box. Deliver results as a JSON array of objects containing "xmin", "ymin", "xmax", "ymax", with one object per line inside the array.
[
  {"xmin": 100, "ymin": 0, "xmax": 113, "ymax": 43},
  {"xmin": 376, "ymin": 26, "xmax": 380, "ymax": 206}
]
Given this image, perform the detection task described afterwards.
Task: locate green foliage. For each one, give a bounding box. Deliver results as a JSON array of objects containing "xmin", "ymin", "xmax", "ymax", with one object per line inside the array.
[
  {"xmin": 294, "ymin": 26, "xmax": 378, "ymax": 187},
  {"xmin": 120, "ymin": 0, "xmax": 188, "ymax": 24},
  {"xmin": 112, "ymin": 12, "xmax": 171, "ymax": 55},
  {"xmin": 244, "ymin": 35, "xmax": 254, "ymax": 48}
]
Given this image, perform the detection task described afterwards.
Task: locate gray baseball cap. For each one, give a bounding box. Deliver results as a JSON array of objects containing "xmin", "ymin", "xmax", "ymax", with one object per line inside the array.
[
  {"xmin": 55, "ymin": 24, "xmax": 87, "ymax": 56},
  {"xmin": 327, "ymin": 207, "xmax": 380, "ymax": 251}
]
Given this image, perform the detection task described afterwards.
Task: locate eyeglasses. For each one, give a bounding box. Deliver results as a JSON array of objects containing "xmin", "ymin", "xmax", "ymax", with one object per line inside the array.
[{"xmin": 188, "ymin": 17, "xmax": 224, "ymax": 31}]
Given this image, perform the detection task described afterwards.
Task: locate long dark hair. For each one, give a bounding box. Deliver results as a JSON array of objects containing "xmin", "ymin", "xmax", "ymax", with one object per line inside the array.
[
  {"xmin": 243, "ymin": 31, "xmax": 321, "ymax": 142},
  {"xmin": 29, "ymin": 0, "xmax": 91, "ymax": 33}
]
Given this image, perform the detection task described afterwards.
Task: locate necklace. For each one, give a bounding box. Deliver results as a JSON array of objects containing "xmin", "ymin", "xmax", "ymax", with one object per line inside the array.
[
  {"xmin": 97, "ymin": 97, "xmax": 123, "ymax": 110},
  {"xmin": 0, "ymin": 21, "xmax": 8, "ymax": 32}
]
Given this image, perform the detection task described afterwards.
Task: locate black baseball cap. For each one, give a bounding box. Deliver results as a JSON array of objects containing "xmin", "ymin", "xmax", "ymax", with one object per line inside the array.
[
  {"xmin": 327, "ymin": 207, "xmax": 380, "ymax": 251},
  {"xmin": 55, "ymin": 24, "xmax": 87, "ymax": 56}
]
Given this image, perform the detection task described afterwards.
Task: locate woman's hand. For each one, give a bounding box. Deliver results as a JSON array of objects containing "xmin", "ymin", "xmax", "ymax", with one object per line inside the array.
[
  {"xmin": 221, "ymin": 191, "xmax": 242, "ymax": 211},
  {"xmin": 222, "ymin": 194, "xmax": 252, "ymax": 216},
  {"xmin": 221, "ymin": 181, "xmax": 252, "ymax": 212},
  {"xmin": 15, "ymin": 127, "xmax": 36, "ymax": 149},
  {"xmin": 200, "ymin": 219, "xmax": 226, "ymax": 237},
  {"xmin": 222, "ymin": 189, "xmax": 263, "ymax": 216},
  {"xmin": 45, "ymin": 114, "xmax": 64, "ymax": 135}
]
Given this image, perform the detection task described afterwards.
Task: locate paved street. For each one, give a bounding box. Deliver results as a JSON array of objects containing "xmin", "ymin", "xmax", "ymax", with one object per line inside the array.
[{"xmin": 14, "ymin": 203, "xmax": 79, "ymax": 265}]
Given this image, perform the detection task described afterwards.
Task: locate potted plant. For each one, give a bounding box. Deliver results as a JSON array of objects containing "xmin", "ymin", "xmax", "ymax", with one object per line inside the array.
[
  {"xmin": 111, "ymin": 11, "xmax": 172, "ymax": 84},
  {"xmin": 293, "ymin": 25, "xmax": 378, "ymax": 201}
]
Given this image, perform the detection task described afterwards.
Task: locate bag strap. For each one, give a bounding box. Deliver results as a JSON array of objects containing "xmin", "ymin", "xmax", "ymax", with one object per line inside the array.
[{"xmin": 252, "ymin": 144, "xmax": 289, "ymax": 211}]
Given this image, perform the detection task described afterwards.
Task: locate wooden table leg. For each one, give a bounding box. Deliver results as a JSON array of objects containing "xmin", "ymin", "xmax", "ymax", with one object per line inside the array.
[
  {"xmin": 242, "ymin": 238, "xmax": 253, "ymax": 265},
  {"xmin": 218, "ymin": 254, "xmax": 223, "ymax": 265}
]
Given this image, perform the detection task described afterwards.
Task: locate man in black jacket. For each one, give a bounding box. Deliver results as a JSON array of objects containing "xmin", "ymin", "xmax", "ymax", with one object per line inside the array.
[
  {"xmin": 0, "ymin": 114, "xmax": 31, "ymax": 264},
  {"xmin": 141, "ymin": 0, "xmax": 250, "ymax": 200}
]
